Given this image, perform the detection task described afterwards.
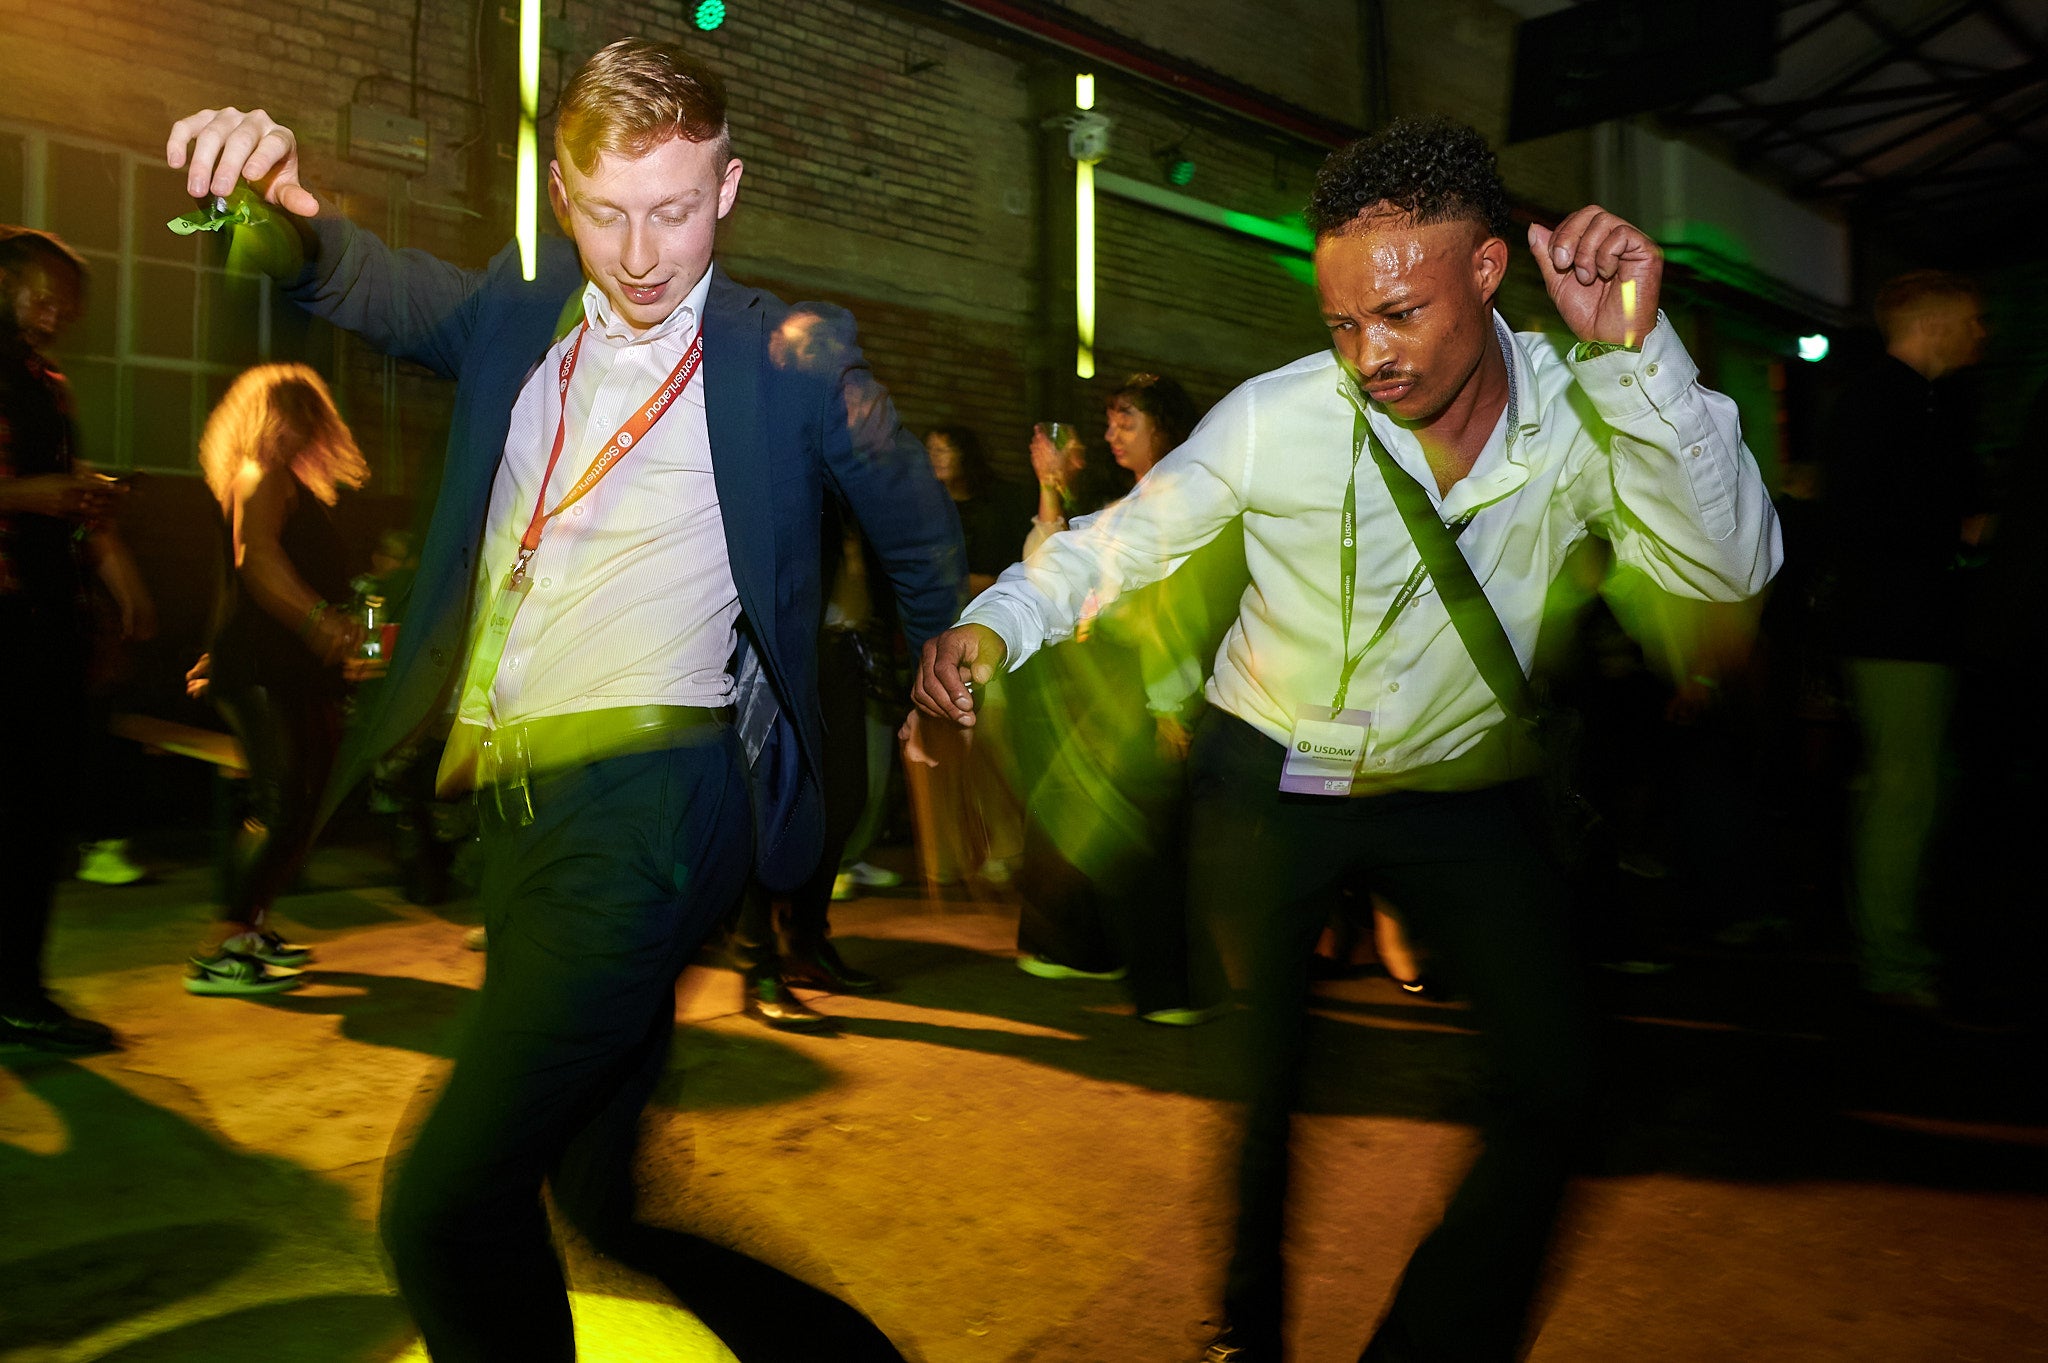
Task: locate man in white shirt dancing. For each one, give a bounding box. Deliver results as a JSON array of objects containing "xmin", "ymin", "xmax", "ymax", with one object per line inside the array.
[{"xmin": 915, "ymin": 118, "xmax": 1780, "ymax": 1361}]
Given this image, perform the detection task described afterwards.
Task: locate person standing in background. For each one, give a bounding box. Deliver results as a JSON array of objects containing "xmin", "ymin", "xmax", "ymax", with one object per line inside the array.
[
  {"xmin": 1009, "ymin": 373, "xmax": 1242, "ymax": 1025},
  {"xmin": 926, "ymin": 425, "xmax": 1031, "ymax": 599},
  {"xmin": 187, "ymin": 363, "xmax": 371, "ymax": 996},
  {"xmin": 1821, "ymin": 269, "xmax": 1988, "ymax": 1013},
  {"xmin": 0, "ymin": 226, "xmax": 154, "ymax": 1054}
]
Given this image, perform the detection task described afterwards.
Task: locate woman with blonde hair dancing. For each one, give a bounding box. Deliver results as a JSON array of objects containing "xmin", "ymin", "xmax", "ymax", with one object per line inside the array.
[{"xmin": 187, "ymin": 362, "xmax": 369, "ymax": 995}]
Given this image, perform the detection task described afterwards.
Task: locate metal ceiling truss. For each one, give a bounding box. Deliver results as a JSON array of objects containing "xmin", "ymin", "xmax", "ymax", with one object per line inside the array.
[{"xmin": 1650, "ymin": 0, "xmax": 2046, "ymax": 235}]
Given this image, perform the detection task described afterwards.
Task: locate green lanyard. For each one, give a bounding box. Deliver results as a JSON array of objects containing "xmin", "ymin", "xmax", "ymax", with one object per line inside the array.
[
  {"xmin": 1332, "ymin": 329, "xmax": 1518, "ymax": 712},
  {"xmin": 1332, "ymin": 414, "xmax": 1457, "ymax": 711}
]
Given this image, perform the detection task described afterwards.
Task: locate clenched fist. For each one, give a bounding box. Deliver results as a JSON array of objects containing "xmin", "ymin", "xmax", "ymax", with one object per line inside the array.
[{"xmin": 1527, "ymin": 205, "xmax": 1662, "ymax": 348}]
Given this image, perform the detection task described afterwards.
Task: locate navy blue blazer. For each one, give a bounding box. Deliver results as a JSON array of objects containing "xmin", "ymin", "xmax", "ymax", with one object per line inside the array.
[{"xmin": 291, "ymin": 217, "xmax": 965, "ymax": 890}]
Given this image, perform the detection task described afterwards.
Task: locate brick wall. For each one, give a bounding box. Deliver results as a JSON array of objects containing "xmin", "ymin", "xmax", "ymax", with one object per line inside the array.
[
  {"xmin": 1047, "ymin": 0, "xmax": 1369, "ymax": 127},
  {"xmin": 0, "ymin": 0, "xmax": 1627, "ymax": 501}
]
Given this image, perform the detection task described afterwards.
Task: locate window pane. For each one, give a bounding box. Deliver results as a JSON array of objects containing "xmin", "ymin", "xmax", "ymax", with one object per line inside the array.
[
  {"xmin": 203, "ymin": 369, "xmax": 239, "ymax": 420},
  {"xmin": 201, "ymin": 269, "xmax": 262, "ymax": 366},
  {"xmin": 62, "ymin": 251, "xmax": 119, "ymax": 357},
  {"xmin": 270, "ymin": 290, "xmax": 338, "ymax": 375},
  {"xmin": 128, "ymin": 367, "xmax": 197, "ymax": 470},
  {"xmin": 133, "ymin": 162, "xmax": 203, "ymax": 265},
  {"xmin": 131, "ymin": 262, "xmax": 197, "ymax": 359},
  {"xmin": 61, "ymin": 358, "xmax": 120, "ymax": 467},
  {"xmin": 0, "ymin": 133, "xmax": 24, "ymax": 225},
  {"xmin": 46, "ymin": 143, "xmax": 122, "ymax": 254}
]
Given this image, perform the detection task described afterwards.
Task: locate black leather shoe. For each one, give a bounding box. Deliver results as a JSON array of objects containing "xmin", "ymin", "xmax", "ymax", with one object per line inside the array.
[
  {"xmin": 0, "ymin": 995, "xmax": 119, "ymax": 1055},
  {"xmin": 782, "ymin": 939, "xmax": 884, "ymax": 994},
  {"xmin": 744, "ymin": 972, "xmax": 835, "ymax": 1032}
]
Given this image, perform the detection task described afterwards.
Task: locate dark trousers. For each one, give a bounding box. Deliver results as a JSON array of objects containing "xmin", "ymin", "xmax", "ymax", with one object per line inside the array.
[
  {"xmin": 380, "ymin": 729, "xmax": 902, "ymax": 1362},
  {"xmin": 735, "ymin": 629, "xmax": 867, "ymax": 967},
  {"xmin": 1189, "ymin": 713, "xmax": 1590, "ymax": 1363},
  {"xmin": 212, "ymin": 680, "xmax": 340, "ymax": 927},
  {"xmin": 0, "ymin": 605, "xmax": 83, "ymax": 1007},
  {"xmin": 1015, "ymin": 805, "xmax": 1208, "ymax": 1014}
]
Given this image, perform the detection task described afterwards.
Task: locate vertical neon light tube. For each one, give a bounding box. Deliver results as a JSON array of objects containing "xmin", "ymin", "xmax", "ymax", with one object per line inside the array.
[
  {"xmin": 1075, "ymin": 73, "xmax": 1096, "ymax": 380},
  {"xmin": 516, "ymin": 0, "xmax": 541, "ymax": 281}
]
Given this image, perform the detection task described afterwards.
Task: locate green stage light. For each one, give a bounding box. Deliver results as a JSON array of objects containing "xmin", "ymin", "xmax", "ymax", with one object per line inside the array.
[
  {"xmin": 1161, "ymin": 147, "xmax": 1195, "ymax": 187},
  {"xmin": 693, "ymin": 0, "xmax": 726, "ymax": 30},
  {"xmin": 1797, "ymin": 333, "xmax": 1829, "ymax": 362},
  {"xmin": 517, "ymin": 0, "xmax": 540, "ymax": 281}
]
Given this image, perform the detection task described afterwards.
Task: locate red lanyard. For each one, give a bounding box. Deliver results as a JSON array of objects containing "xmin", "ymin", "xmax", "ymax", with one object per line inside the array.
[{"xmin": 508, "ymin": 322, "xmax": 706, "ymax": 587}]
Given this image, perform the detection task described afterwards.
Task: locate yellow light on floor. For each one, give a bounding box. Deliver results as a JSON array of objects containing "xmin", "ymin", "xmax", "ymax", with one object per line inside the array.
[
  {"xmin": 516, "ymin": 0, "xmax": 541, "ymax": 281},
  {"xmin": 394, "ymin": 1292, "xmax": 738, "ymax": 1361}
]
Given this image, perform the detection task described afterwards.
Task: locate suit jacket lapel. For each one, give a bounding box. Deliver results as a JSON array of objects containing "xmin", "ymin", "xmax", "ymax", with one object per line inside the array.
[{"xmin": 703, "ymin": 264, "xmax": 776, "ymax": 651}]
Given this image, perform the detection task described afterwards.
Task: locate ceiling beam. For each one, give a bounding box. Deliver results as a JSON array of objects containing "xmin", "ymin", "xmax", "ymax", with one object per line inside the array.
[
  {"xmin": 1826, "ymin": 0, "xmax": 2048, "ymax": 182},
  {"xmin": 1729, "ymin": 0, "xmax": 1986, "ymax": 160},
  {"xmin": 1680, "ymin": 70, "xmax": 2025, "ymax": 127},
  {"xmin": 1817, "ymin": 83, "xmax": 2048, "ymax": 202}
]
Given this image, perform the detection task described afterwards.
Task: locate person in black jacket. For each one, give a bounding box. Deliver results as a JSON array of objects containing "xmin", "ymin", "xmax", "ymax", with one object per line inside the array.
[
  {"xmin": 0, "ymin": 227, "xmax": 152, "ymax": 1055},
  {"xmin": 1821, "ymin": 269, "xmax": 1988, "ymax": 1010}
]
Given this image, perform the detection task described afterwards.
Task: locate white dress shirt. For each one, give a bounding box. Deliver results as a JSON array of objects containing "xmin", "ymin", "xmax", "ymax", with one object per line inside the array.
[
  {"xmin": 961, "ymin": 313, "xmax": 1782, "ymax": 776},
  {"xmin": 458, "ymin": 268, "xmax": 738, "ymax": 727}
]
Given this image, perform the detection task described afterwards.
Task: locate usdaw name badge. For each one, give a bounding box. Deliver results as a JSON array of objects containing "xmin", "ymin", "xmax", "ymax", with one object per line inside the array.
[{"xmin": 1279, "ymin": 706, "xmax": 1372, "ymax": 796}]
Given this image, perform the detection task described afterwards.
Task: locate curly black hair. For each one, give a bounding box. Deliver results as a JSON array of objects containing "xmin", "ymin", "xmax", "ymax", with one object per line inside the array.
[{"xmin": 1306, "ymin": 116, "xmax": 1514, "ymax": 242}]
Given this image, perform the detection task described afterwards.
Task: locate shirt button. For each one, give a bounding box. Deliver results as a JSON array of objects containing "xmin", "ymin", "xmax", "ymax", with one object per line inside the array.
[
  {"xmin": 1646, "ymin": 363, "xmax": 1659, "ymax": 377},
  {"xmin": 540, "ymin": 577, "xmax": 552, "ymax": 588},
  {"xmin": 1387, "ymin": 681, "xmax": 1400, "ymax": 693},
  {"xmin": 1690, "ymin": 445, "xmax": 1703, "ymax": 458},
  {"xmin": 1375, "ymin": 757, "xmax": 1388, "ymax": 767},
  {"xmin": 1619, "ymin": 375, "xmax": 1634, "ymax": 387},
  {"xmin": 573, "ymin": 506, "xmax": 585, "ymax": 517}
]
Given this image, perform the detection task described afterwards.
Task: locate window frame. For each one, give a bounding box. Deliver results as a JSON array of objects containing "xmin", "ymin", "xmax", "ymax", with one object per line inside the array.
[{"xmin": 1, "ymin": 119, "xmax": 339, "ymax": 474}]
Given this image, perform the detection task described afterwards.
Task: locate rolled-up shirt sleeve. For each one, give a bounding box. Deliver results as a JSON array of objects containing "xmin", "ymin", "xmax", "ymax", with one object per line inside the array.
[
  {"xmin": 960, "ymin": 392, "xmax": 1252, "ymax": 669},
  {"xmin": 1566, "ymin": 313, "xmax": 1782, "ymax": 602}
]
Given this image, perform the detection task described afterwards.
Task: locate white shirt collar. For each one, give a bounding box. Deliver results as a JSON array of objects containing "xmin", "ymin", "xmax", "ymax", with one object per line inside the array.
[
  {"xmin": 1340, "ymin": 311, "xmax": 1545, "ymax": 520},
  {"xmin": 581, "ymin": 265, "xmax": 715, "ymax": 347}
]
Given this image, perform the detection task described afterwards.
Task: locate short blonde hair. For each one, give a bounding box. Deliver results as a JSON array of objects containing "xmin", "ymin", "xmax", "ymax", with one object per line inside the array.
[
  {"xmin": 199, "ymin": 363, "xmax": 368, "ymax": 509},
  {"xmin": 556, "ymin": 38, "xmax": 731, "ymax": 174}
]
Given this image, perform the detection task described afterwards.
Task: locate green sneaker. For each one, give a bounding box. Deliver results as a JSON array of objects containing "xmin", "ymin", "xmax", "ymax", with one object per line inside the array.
[
  {"xmin": 1017, "ymin": 954, "xmax": 1126, "ymax": 982},
  {"xmin": 186, "ymin": 950, "xmax": 304, "ymax": 996}
]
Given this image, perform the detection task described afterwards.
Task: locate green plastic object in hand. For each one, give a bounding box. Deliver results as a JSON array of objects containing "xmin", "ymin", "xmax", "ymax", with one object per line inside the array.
[{"xmin": 167, "ymin": 194, "xmax": 259, "ymax": 236}]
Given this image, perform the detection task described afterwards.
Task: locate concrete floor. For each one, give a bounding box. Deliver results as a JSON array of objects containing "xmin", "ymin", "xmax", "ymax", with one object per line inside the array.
[{"xmin": 4, "ymin": 839, "xmax": 2046, "ymax": 1363}]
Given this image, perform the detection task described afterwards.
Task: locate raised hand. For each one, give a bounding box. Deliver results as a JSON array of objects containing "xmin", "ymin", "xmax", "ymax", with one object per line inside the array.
[
  {"xmin": 1028, "ymin": 428, "xmax": 1066, "ymax": 492},
  {"xmin": 1527, "ymin": 206, "xmax": 1661, "ymax": 347},
  {"xmin": 166, "ymin": 108, "xmax": 319, "ymax": 218}
]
